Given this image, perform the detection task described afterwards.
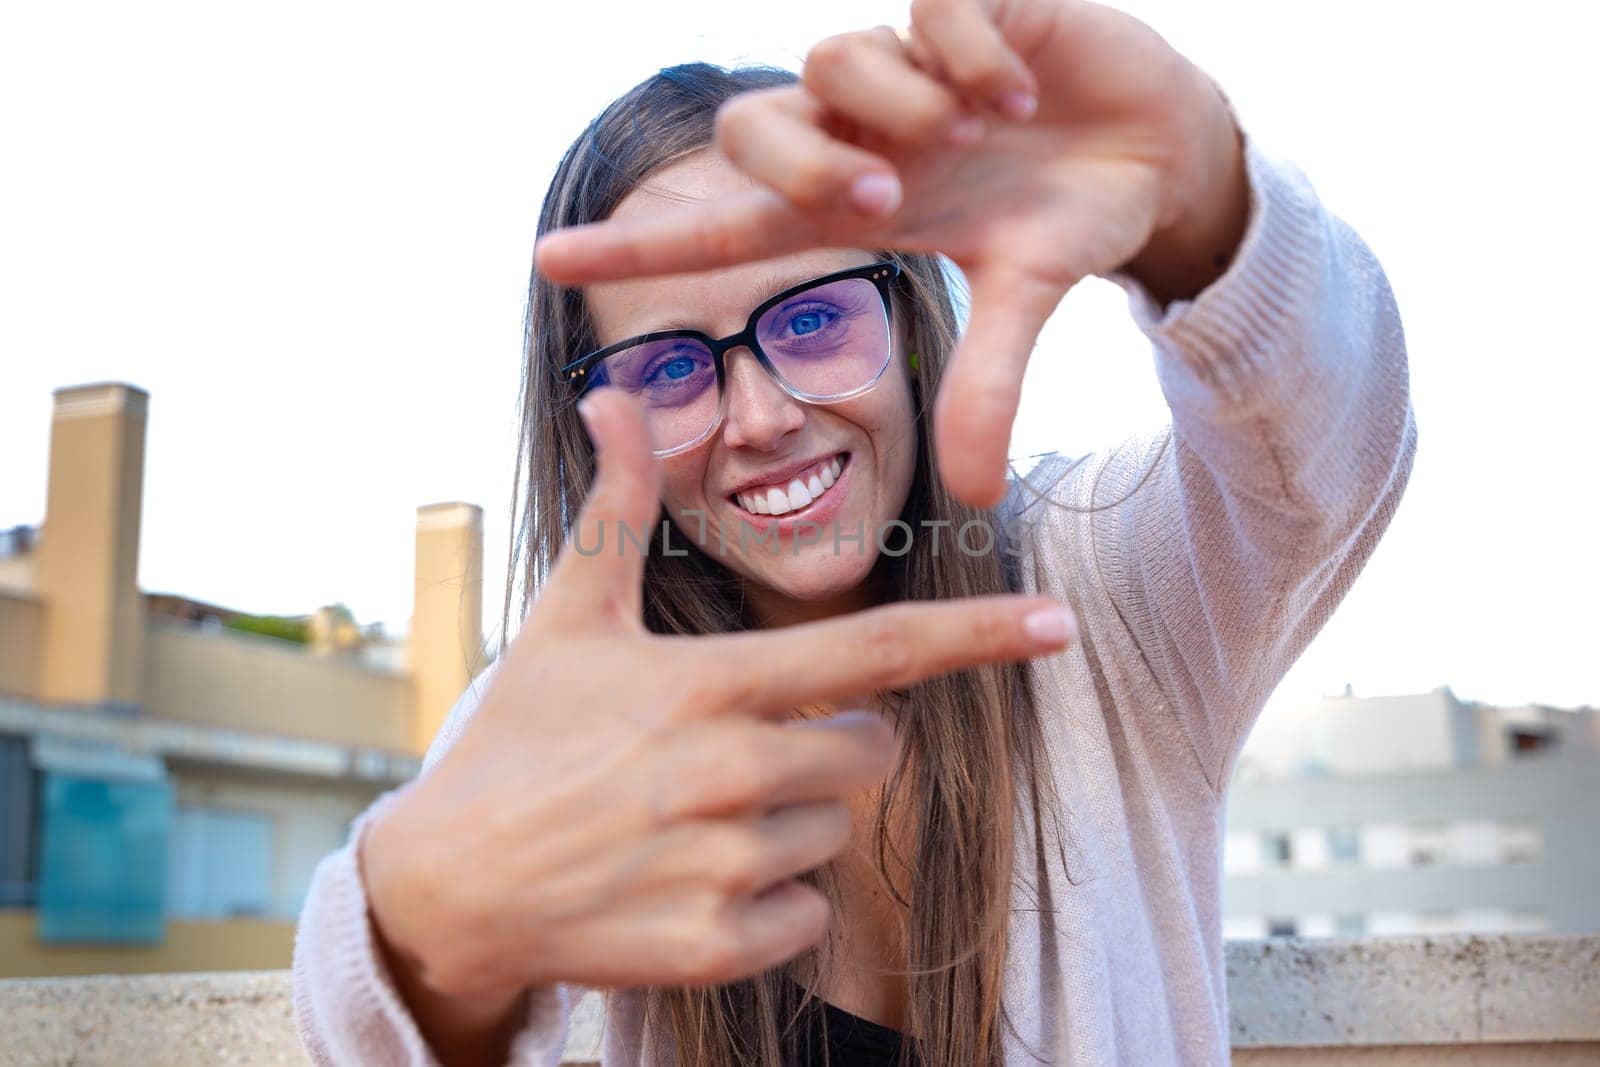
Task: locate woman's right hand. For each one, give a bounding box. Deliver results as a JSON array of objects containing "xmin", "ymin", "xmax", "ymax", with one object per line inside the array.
[{"xmin": 360, "ymin": 387, "xmax": 1078, "ymax": 1007}]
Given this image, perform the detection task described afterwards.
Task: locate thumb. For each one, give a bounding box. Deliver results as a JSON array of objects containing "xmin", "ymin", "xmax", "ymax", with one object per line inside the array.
[
  {"xmin": 933, "ymin": 263, "xmax": 1071, "ymax": 507},
  {"xmin": 540, "ymin": 387, "xmax": 663, "ymax": 631}
]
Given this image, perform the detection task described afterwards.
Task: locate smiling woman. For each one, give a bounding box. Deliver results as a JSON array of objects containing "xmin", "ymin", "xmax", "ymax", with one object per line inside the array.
[{"xmin": 290, "ymin": 2, "xmax": 1416, "ymax": 1065}]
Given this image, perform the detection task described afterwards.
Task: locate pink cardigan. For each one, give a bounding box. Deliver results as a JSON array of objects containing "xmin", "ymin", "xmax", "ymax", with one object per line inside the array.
[{"xmin": 292, "ymin": 125, "xmax": 1418, "ymax": 1065}]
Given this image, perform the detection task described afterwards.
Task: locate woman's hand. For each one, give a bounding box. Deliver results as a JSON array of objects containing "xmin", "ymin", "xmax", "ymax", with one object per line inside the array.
[
  {"xmin": 361, "ymin": 388, "xmax": 1078, "ymax": 1012},
  {"xmin": 534, "ymin": 0, "xmax": 1250, "ymax": 508}
]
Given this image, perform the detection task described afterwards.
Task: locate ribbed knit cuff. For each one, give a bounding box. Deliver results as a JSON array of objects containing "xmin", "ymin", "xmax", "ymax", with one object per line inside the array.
[
  {"xmin": 508, "ymin": 983, "xmax": 580, "ymax": 1065},
  {"xmin": 291, "ymin": 786, "xmax": 574, "ymax": 1065},
  {"xmin": 293, "ymin": 788, "xmax": 439, "ymax": 1066},
  {"xmin": 1104, "ymin": 127, "xmax": 1327, "ymax": 419}
]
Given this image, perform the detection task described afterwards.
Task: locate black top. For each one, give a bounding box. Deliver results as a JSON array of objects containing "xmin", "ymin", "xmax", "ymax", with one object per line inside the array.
[{"xmin": 783, "ymin": 974, "xmax": 911, "ymax": 1066}]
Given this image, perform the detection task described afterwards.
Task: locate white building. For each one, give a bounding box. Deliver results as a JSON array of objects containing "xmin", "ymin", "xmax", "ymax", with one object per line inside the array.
[{"xmin": 1222, "ymin": 687, "xmax": 1600, "ymax": 939}]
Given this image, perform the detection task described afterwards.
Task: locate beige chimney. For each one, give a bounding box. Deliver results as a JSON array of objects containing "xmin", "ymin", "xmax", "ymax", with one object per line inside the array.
[
  {"xmin": 410, "ymin": 502, "xmax": 485, "ymax": 754},
  {"xmin": 35, "ymin": 382, "xmax": 149, "ymax": 708}
]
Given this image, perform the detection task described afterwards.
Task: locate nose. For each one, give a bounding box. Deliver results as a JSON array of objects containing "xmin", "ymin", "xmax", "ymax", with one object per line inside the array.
[{"xmin": 720, "ymin": 347, "xmax": 805, "ymax": 452}]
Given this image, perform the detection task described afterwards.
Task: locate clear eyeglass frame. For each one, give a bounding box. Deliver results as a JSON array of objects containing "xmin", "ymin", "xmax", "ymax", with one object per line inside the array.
[{"xmin": 557, "ymin": 259, "xmax": 903, "ymax": 457}]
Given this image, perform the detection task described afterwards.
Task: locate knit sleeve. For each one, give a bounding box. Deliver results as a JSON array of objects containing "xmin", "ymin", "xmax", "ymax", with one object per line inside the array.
[
  {"xmin": 290, "ymin": 660, "xmax": 581, "ymax": 1067},
  {"xmin": 1011, "ymin": 125, "xmax": 1417, "ymax": 793}
]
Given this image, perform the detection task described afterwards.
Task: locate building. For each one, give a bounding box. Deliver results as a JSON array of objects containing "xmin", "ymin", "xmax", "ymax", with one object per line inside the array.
[
  {"xmin": 0, "ymin": 382, "xmax": 487, "ymax": 977},
  {"xmin": 1222, "ymin": 687, "xmax": 1600, "ymax": 939}
]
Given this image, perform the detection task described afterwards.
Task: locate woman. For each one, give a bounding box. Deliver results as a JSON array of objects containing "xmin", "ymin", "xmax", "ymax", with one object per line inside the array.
[{"xmin": 293, "ymin": 1, "xmax": 1416, "ymax": 1064}]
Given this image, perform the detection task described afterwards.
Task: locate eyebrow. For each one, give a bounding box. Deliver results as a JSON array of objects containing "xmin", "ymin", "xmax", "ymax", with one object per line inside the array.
[{"xmin": 628, "ymin": 263, "xmax": 870, "ymax": 337}]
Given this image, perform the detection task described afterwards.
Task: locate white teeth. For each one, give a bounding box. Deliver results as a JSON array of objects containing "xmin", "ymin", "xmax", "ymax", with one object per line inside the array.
[{"xmin": 734, "ymin": 453, "xmax": 848, "ymax": 516}]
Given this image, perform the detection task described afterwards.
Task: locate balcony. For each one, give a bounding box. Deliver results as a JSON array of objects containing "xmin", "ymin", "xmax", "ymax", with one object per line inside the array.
[{"xmin": 1, "ymin": 934, "xmax": 1595, "ymax": 1064}]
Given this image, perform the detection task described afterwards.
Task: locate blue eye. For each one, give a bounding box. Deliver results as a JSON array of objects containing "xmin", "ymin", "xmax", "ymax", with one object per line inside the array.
[
  {"xmin": 781, "ymin": 303, "xmax": 841, "ymax": 340},
  {"xmin": 655, "ymin": 355, "xmax": 698, "ymax": 381},
  {"xmin": 789, "ymin": 310, "xmax": 829, "ymax": 336},
  {"xmin": 639, "ymin": 347, "xmax": 712, "ymax": 391}
]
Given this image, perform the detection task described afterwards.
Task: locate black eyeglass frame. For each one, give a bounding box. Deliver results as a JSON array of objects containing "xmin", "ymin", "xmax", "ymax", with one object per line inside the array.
[{"xmin": 557, "ymin": 259, "xmax": 903, "ymax": 456}]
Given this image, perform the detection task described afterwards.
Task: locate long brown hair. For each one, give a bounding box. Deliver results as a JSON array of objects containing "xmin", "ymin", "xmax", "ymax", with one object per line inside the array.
[{"xmin": 504, "ymin": 62, "xmax": 1075, "ymax": 1067}]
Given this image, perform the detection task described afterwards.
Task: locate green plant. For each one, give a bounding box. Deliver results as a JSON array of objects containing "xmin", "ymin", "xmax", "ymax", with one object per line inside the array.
[{"xmin": 223, "ymin": 614, "xmax": 310, "ymax": 645}]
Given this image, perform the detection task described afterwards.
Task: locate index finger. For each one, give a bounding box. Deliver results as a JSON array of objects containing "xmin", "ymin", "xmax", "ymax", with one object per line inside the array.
[
  {"xmin": 533, "ymin": 186, "xmax": 819, "ymax": 285},
  {"xmin": 538, "ymin": 387, "xmax": 661, "ymax": 632},
  {"xmin": 934, "ymin": 262, "xmax": 1070, "ymax": 507},
  {"xmin": 696, "ymin": 594, "xmax": 1078, "ymax": 718}
]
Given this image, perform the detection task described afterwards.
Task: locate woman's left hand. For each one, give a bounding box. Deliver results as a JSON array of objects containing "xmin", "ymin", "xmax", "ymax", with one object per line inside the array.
[{"xmin": 535, "ymin": 0, "xmax": 1250, "ymax": 507}]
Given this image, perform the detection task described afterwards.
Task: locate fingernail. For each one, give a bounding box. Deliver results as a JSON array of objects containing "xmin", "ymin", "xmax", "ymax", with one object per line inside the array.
[
  {"xmin": 946, "ymin": 115, "xmax": 986, "ymax": 147},
  {"xmin": 849, "ymin": 173, "xmax": 902, "ymax": 217},
  {"xmin": 1023, "ymin": 605, "xmax": 1077, "ymax": 647},
  {"xmin": 789, "ymin": 709, "xmax": 879, "ymax": 730},
  {"xmin": 997, "ymin": 90, "xmax": 1037, "ymax": 121},
  {"xmin": 576, "ymin": 397, "xmax": 599, "ymax": 446}
]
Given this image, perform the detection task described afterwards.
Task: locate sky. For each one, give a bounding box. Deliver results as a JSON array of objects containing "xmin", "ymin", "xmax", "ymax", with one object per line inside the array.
[{"xmin": 2, "ymin": 0, "xmax": 1596, "ymax": 723}]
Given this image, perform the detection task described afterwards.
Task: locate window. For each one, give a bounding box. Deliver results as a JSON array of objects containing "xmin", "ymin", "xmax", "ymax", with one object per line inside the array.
[
  {"xmin": 37, "ymin": 772, "xmax": 173, "ymax": 943},
  {"xmin": 1334, "ymin": 913, "xmax": 1366, "ymax": 938},
  {"xmin": 1362, "ymin": 823, "xmax": 1410, "ymax": 869},
  {"xmin": 1416, "ymin": 909, "xmax": 1458, "ymax": 933},
  {"xmin": 167, "ymin": 807, "xmax": 273, "ymax": 919},
  {"xmin": 1505, "ymin": 910, "xmax": 1549, "ymax": 933},
  {"xmin": 1267, "ymin": 917, "xmax": 1297, "ymax": 938},
  {"xmin": 1408, "ymin": 823, "xmax": 1449, "ymax": 866},
  {"xmin": 1262, "ymin": 832, "xmax": 1293, "ymax": 866},
  {"xmin": 0, "ymin": 736, "xmax": 39, "ymax": 908},
  {"xmin": 1446, "ymin": 820, "xmax": 1499, "ymax": 866},
  {"xmin": 1500, "ymin": 820, "xmax": 1543, "ymax": 864},
  {"xmin": 1508, "ymin": 727, "xmax": 1556, "ymax": 756},
  {"xmin": 1222, "ymin": 830, "xmax": 1264, "ymax": 874},
  {"xmin": 1327, "ymin": 825, "xmax": 1360, "ymax": 864},
  {"xmin": 1222, "ymin": 915, "xmax": 1267, "ymax": 940}
]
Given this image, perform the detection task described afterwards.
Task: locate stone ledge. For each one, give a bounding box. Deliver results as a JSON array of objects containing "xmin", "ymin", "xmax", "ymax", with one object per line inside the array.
[
  {"xmin": 1226, "ymin": 933, "xmax": 1600, "ymax": 1048},
  {"xmin": 0, "ymin": 935, "xmax": 1594, "ymax": 1065},
  {"xmin": 0, "ymin": 970, "xmax": 304, "ymax": 1065}
]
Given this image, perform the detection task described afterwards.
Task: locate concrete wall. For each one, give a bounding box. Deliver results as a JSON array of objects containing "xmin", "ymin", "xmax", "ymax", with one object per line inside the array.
[
  {"xmin": 0, "ymin": 935, "xmax": 1594, "ymax": 1065},
  {"xmin": 0, "ymin": 912, "xmax": 295, "ymax": 980},
  {"xmin": 1241, "ymin": 689, "xmax": 1468, "ymax": 778},
  {"xmin": 0, "ymin": 590, "xmax": 43, "ymax": 699},
  {"xmin": 143, "ymin": 621, "xmax": 413, "ymax": 753}
]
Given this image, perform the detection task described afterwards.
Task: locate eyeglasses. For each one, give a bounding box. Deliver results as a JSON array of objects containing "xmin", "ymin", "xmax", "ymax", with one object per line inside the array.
[{"xmin": 559, "ymin": 260, "xmax": 902, "ymax": 457}]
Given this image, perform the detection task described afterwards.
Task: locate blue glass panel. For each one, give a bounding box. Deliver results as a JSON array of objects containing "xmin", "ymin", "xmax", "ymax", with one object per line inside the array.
[
  {"xmin": 166, "ymin": 806, "xmax": 272, "ymax": 919},
  {"xmin": 37, "ymin": 772, "xmax": 173, "ymax": 943}
]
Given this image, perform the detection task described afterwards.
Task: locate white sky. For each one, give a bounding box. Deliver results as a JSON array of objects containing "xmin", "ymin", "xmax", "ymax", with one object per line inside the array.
[{"xmin": 2, "ymin": 1, "xmax": 1596, "ymax": 722}]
